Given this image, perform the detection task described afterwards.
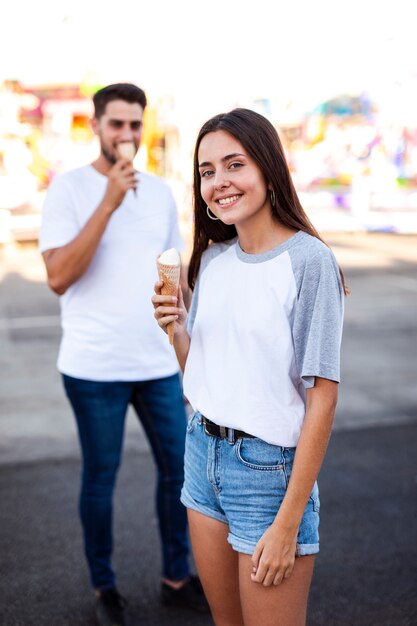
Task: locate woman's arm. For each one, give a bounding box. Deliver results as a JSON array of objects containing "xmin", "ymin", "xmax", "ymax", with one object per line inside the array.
[
  {"xmin": 152, "ymin": 281, "xmax": 190, "ymax": 371},
  {"xmin": 172, "ymin": 324, "xmax": 191, "ymax": 372},
  {"xmin": 251, "ymin": 377, "xmax": 338, "ymax": 586}
]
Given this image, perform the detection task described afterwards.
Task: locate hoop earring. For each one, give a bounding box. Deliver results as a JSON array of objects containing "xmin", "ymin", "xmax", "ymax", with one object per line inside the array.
[
  {"xmin": 270, "ymin": 189, "xmax": 276, "ymax": 207},
  {"xmin": 206, "ymin": 206, "xmax": 219, "ymax": 221}
]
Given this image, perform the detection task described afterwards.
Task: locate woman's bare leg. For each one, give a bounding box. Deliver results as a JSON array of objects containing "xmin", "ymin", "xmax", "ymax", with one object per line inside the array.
[
  {"xmin": 238, "ymin": 554, "xmax": 315, "ymax": 626},
  {"xmin": 187, "ymin": 509, "xmax": 244, "ymax": 626}
]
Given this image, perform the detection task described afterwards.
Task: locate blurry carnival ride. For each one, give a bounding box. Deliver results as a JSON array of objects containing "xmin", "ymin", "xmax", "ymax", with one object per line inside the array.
[
  {"xmin": 1, "ymin": 80, "xmax": 417, "ymax": 244},
  {"xmin": 277, "ymin": 92, "xmax": 417, "ymax": 233}
]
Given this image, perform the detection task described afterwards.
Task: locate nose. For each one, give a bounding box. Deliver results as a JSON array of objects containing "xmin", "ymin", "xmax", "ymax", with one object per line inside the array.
[
  {"xmin": 213, "ymin": 170, "xmax": 230, "ymax": 190},
  {"xmin": 120, "ymin": 123, "xmax": 134, "ymax": 141}
]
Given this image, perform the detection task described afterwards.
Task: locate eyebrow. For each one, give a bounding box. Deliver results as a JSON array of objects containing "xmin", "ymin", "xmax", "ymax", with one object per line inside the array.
[
  {"xmin": 108, "ymin": 118, "xmax": 142, "ymax": 124},
  {"xmin": 198, "ymin": 152, "xmax": 246, "ymax": 168}
]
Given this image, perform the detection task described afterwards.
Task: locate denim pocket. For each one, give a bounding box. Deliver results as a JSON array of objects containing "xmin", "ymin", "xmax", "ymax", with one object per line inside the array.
[
  {"xmin": 235, "ymin": 438, "xmax": 285, "ymax": 471},
  {"xmin": 308, "ymin": 482, "xmax": 320, "ymax": 512}
]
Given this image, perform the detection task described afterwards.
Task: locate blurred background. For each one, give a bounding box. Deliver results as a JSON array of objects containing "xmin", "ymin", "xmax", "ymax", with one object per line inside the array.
[
  {"xmin": 1, "ymin": 2, "xmax": 416, "ymax": 625},
  {"xmin": 1, "ymin": 0, "xmax": 417, "ymax": 245}
]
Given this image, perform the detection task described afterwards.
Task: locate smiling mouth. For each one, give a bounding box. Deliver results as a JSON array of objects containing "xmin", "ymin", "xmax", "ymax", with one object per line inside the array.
[{"xmin": 217, "ymin": 195, "xmax": 241, "ymax": 206}]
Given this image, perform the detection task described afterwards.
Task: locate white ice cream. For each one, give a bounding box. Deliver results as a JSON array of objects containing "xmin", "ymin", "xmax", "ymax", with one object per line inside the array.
[
  {"xmin": 159, "ymin": 248, "xmax": 180, "ymax": 266},
  {"xmin": 118, "ymin": 142, "xmax": 136, "ymax": 161}
]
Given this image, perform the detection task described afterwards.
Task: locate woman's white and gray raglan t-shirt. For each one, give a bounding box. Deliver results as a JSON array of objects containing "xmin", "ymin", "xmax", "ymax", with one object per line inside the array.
[{"xmin": 183, "ymin": 231, "xmax": 344, "ymax": 447}]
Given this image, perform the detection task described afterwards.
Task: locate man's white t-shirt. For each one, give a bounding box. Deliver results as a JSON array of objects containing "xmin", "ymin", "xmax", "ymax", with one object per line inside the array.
[{"xmin": 39, "ymin": 165, "xmax": 183, "ymax": 381}]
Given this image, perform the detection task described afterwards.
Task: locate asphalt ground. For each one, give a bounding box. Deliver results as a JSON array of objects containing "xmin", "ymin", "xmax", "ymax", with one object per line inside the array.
[
  {"xmin": 0, "ymin": 423, "xmax": 416, "ymax": 626},
  {"xmin": 1, "ymin": 233, "xmax": 417, "ymax": 625}
]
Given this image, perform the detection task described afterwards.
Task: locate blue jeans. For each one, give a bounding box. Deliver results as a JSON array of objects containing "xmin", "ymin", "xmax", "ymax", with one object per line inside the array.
[{"xmin": 63, "ymin": 373, "xmax": 189, "ymax": 591}]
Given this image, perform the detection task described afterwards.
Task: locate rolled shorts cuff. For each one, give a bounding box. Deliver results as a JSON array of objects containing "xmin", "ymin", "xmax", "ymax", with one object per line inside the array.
[
  {"xmin": 297, "ymin": 542, "xmax": 320, "ymax": 556},
  {"xmin": 227, "ymin": 533, "xmax": 256, "ymax": 555},
  {"xmin": 180, "ymin": 488, "xmax": 228, "ymax": 526},
  {"xmin": 226, "ymin": 534, "xmax": 320, "ymax": 557},
  {"xmin": 181, "ymin": 487, "xmax": 320, "ymax": 557}
]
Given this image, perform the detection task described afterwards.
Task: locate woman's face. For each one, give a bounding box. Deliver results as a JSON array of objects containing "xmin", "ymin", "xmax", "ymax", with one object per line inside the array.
[{"xmin": 198, "ymin": 130, "xmax": 271, "ymax": 228}]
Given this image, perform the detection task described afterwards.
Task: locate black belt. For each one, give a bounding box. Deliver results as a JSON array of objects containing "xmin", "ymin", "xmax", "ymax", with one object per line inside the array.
[{"xmin": 203, "ymin": 416, "xmax": 255, "ymax": 440}]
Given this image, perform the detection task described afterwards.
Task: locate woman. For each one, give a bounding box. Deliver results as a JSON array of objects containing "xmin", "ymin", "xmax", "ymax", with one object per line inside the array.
[{"xmin": 152, "ymin": 108, "xmax": 345, "ymax": 626}]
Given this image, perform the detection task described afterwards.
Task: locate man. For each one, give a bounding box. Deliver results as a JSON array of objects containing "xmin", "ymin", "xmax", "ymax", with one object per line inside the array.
[{"xmin": 39, "ymin": 83, "xmax": 207, "ymax": 626}]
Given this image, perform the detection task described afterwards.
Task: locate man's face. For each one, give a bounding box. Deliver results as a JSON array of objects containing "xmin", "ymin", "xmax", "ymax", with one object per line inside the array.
[{"xmin": 92, "ymin": 99, "xmax": 144, "ymax": 164}]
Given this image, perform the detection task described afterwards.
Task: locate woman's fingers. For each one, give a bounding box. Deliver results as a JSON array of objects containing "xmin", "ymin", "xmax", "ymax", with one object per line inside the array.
[
  {"xmin": 157, "ymin": 313, "xmax": 179, "ymax": 330},
  {"xmin": 154, "ymin": 305, "xmax": 181, "ymax": 319},
  {"xmin": 251, "ymin": 549, "xmax": 294, "ymax": 587},
  {"xmin": 272, "ymin": 569, "xmax": 285, "ymax": 586},
  {"xmin": 152, "ymin": 287, "xmax": 178, "ymax": 309},
  {"xmin": 251, "ymin": 547, "xmax": 267, "ymax": 584},
  {"xmin": 262, "ymin": 568, "xmax": 278, "ymax": 587},
  {"xmin": 177, "ymin": 285, "xmax": 185, "ymax": 308},
  {"xmin": 152, "ymin": 282, "xmax": 187, "ymax": 340},
  {"xmin": 273, "ymin": 565, "xmax": 293, "ymax": 586},
  {"xmin": 253, "ymin": 563, "xmax": 286, "ymax": 587}
]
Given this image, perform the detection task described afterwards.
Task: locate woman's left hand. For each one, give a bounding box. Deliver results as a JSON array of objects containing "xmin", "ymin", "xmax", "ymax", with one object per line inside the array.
[{"xmin": 251, "ymin": 522, "xmax": 298, "ymax": 587}]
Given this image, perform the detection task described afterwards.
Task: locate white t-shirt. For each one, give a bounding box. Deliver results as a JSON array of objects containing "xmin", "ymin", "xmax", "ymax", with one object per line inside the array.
[
  {"xmin": 183, "ymin": 232, "xmax": 344, "ymax": 447},
  {"xmin": 39, "ymin": 165, "xmax": 183, "ymax": 381}
]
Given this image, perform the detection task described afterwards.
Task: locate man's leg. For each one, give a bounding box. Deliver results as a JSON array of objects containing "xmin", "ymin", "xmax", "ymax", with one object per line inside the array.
[
  {"xmin": 62, "ymin": 375, "xmax": 131, "ymax": 591},
  {"xmin": 130, "ymin": 373, "xmax": 189, "ymax": 582}
]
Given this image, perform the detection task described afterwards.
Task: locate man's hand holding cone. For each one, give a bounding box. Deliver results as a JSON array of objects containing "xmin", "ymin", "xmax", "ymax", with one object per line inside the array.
[{"xmin": 118, "ymin": 141, "xmax": 137, "ymax": 195}]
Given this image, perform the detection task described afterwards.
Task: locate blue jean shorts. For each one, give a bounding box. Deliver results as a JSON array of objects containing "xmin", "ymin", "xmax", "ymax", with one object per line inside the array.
[{"xmin": 180, "ymin": 412, "xmax": 320, "ymax": 556}]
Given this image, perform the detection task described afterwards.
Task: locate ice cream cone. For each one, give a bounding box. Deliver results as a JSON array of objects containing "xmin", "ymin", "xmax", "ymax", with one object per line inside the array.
[
  {"xmin": 157, "ymin": 253, "xmax": 181, "ymax": 345},
  {"xmin": 118, "ymin": 142, "xmax": 136, "ymax": 161},
  {"xmin": 118, "ymin": 142, "xmax": 137, "ymax": 194}
]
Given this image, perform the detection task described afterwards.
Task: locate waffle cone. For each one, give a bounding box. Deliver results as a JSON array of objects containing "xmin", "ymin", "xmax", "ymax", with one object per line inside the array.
[{"xmin": 157, "ymin": 260, "xmax": 181, "ymax": 345}]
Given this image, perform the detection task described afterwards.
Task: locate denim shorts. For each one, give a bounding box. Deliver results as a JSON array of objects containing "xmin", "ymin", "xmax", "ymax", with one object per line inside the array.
[{"xmin": 181, "ymin": 412, "xmax": 320, "ymax": 556}]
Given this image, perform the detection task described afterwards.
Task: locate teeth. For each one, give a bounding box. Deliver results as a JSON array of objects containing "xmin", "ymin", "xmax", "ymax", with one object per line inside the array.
[{"xmin": 218, "ymin": 195, "xmax": 239, "ymax": 206}]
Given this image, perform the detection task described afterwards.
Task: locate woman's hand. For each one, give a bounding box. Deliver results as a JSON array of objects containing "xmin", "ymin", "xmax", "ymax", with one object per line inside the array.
[
  {"xmin": 152, "ymin": 281, "xmax": 188, "ymax": 340},
  {"xmin": 251, "ymin": 521, "xmax": 298, "ymax": 587}
]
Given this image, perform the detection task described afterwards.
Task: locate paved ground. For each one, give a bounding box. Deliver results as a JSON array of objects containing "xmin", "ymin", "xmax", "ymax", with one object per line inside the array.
[
  {"xmin": 1, "ymin": 234, "xmax": 417, "ymax": 625},
  {"xmin": 1, "ymin": 423, "xmax": 417, "ymax": 626}
]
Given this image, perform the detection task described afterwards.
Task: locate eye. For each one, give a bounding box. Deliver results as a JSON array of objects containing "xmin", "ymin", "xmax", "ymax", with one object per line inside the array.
[
  {"xmin": 201, "ymin": 169, "xmax": 214, "ymax": 178},
  {"xmin": 229, "ymin": 161, "xmax": 244, "ymax": 170},
  {"xmin": 130, "ymin": 121, "xmax": 142, "ymax": 131},
  {"xmin": 109, "ymin": 120, "xmax": 123, "ymax": 129}
]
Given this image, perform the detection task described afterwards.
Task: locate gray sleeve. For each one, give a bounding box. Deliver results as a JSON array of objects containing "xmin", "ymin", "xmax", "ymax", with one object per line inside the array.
[{"xmin": 291, "ymin": 244, "xmax": 344, "ymax": 388}]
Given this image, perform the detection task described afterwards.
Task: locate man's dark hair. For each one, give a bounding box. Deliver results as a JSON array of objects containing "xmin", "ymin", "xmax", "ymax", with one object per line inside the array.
[{"xmin": 93, "ymin": 83, "xmax": 147, "ymax": 119}]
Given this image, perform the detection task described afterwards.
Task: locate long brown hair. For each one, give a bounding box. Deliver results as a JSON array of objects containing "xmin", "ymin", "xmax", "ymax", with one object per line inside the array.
[{"xmin": 188, "ymin": 108, "xmax": 348, "ymax": 294}]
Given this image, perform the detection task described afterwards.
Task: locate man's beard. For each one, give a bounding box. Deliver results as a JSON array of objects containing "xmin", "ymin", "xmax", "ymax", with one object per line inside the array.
[{"xmin": 101, "ymin": 144, "xmax": 117, "ymax": 165}]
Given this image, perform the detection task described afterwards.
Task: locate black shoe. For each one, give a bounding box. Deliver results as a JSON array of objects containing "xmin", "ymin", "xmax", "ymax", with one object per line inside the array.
[
  {"xmin": 95, "ymin": 588, "xmax": 127, "ymax": 626},
  {"xmin": 161, "ymin": 575, "xmax": 210, "ymax": 613}
]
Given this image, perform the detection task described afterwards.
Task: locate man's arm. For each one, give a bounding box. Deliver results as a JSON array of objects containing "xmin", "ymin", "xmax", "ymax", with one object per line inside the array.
[
  {"xmin": 43, "ymin": 159, "xmax": 135, "ymax": 295},
  {"xmin": 43, "ymin": 200, "xmax": 113, "ymax": 294}
]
